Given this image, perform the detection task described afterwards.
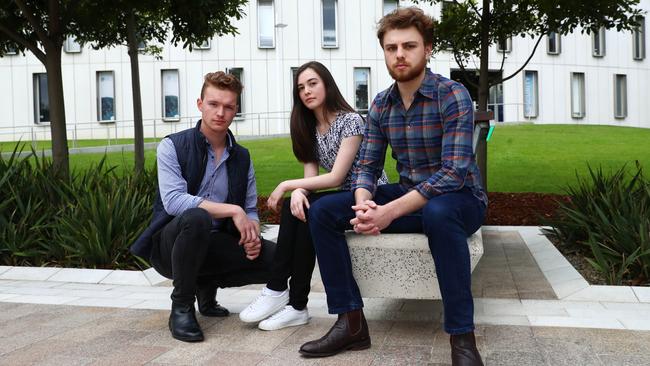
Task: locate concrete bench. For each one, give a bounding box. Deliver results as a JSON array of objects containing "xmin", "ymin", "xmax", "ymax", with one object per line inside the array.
[{"xmin": 347, "ymin": 230, "xmax": 483, "ymax": 299}]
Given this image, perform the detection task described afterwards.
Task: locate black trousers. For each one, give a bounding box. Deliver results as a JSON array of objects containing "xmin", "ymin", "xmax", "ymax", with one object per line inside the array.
[
  {"xmin": 150, "ymin": 207, "xmax": 275, "ymax": 305},
  {"xmin": 266, "ymin": 191, "xmax": 338, "ymax": 310}
]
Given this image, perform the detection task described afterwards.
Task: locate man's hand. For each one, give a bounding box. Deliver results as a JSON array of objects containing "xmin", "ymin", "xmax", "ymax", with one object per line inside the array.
[
  {"xmin": 232, "ymin": 208, "xmax": 259, "ymax": 244},
  {"xmin": 241, "ymin": 236, "xmax": 262, "ymax": 260},
  {"xmin": 350, "ymin": 200, "xmax": 395, "ymax": 235},
  {"xmin": 289, "ymin": 189, "xmax": 310, "ymax": 222},
  {"xmin": 266, "ymin": 182, "xmax": 286, "ymax": 212}
]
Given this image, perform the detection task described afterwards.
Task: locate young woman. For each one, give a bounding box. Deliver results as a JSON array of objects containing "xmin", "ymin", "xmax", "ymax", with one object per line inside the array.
[{"xmin": 239, "ymin": 61, "xmax": 388, "ymax": 330}]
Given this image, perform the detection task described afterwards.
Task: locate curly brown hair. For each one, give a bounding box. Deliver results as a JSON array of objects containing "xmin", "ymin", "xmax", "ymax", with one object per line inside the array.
[
  {"xmin": 377, "ymin": 7, "xmax": 435, "ymax": 48},
  {"xmin": 200, "ymin": 71, "xmax": 243, "ymax": 99}
]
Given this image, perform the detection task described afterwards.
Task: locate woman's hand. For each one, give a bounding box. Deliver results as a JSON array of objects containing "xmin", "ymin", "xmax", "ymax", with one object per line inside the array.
[
  {"xmin": 267, "ymin": 182, "xmax": 286, "ymax": 212},
  {"xmin": 290, "ymin": 189, "xmax": 310, "ymax": 222}
]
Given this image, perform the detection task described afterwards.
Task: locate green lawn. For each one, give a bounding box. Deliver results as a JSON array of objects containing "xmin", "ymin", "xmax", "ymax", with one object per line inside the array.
[{"xmin": 59, "ymin": 124, "xmax": 650, "ymax": 195}]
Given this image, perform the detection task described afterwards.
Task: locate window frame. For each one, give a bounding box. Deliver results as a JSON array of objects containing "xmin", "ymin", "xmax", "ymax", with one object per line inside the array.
[
  {"xmin": 64, "ymin": 35, "xmax": 81, "ymax": 53},
  {"xmin": 497, "ymin": 37, "xmax": 512, "ymax": 53},
  {"xmin": 592, "ymin": 27, "xmax": 606, "ymax": 57},
  {"xmin": 633, "ymin": 16, "xmax": 646, "ymax": 60},
  {"xmin": 96, "ymin": 71, "xmax": 116, "ymax": 123},
  {"xmin": 321, "ymin": 0, "xmax": 338, "ymax": 49},
  {"xmin": 547, "ymin": 31, "xmax": 561, "ymax": 55},
  {"xmin": 194, "ymin": 40, "xmax": 211, "ymax": 50},
  {"xmin": 257, "ymin": 0, "xmax": 275, "ymax": 49},
  {"xmin": 383, "ymin": 0, "xmax": 399, "ymax": 15},
  {"xmin": 33, "ymin": 73, "xmax": 50, "ymax": 124},
  {"xmin": 570, "ymin": 72, "xmax": 586, "ymax": 119},
  {"xmin": 161, "ymin": 69, "xmax": 181, "ymax": 122},
  {"xmin": 353, "ymin": 67, "xmax": 371, "ymax": 115},
  {"xmin": 523, "ymin": 70, "xmax": 539, "ymax": 118},
  {"xmin": 226, "ymin": 67, "xmax": 244, "ymax": 116},
  {"xmin": 614, "ymin": 74, "xmax": 627, "ymax": 119}
]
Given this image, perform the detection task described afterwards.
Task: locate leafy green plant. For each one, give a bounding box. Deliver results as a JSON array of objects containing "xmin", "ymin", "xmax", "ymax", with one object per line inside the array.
[
  {"xmin": 545, "ymin": 163, "xmax": 650, "ymax": 285},
  {"xmin": 0, "ymin": 144, "xmax": 156, "ymax": 269}
]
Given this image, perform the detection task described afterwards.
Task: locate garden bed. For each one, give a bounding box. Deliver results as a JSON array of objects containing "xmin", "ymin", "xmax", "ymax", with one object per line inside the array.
[{"xmin": 257, "ymin": 192, "xmax": 618, "ymax": 286}]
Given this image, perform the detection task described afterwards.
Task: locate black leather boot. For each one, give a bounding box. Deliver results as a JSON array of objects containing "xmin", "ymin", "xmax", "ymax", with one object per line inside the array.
[
  {"xmin": 450, "ymin": 332, "xmax": 483, "ymax": 366},
  {"xmin": 196, "ymin": 285, "xmax": 230, "ymax": 317},
  {"xmin": 169, "ymin": 303, "xmax": 204, "ymax": 342},
  {"xmin": 299, "ymin": 309, "xmax": 371, "ymax": 357}
]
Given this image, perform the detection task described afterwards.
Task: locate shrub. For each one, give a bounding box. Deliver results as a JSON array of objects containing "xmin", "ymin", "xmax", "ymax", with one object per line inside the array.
[
  {"xmin": 0, "ymin": 146, "xmax": 156, "ymax": 269},
  {"xmin": 545, "ymin": 163, "xmax": 650, "ymax": 285}
]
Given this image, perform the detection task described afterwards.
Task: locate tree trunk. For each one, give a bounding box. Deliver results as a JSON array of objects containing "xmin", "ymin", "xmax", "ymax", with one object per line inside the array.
[
  {"xmin": 126, "ymin": 11, "xmax": 145, "ymax": 174},
  {"xmin": 478, "ymin": 0, "xmax": 490, "ymax": 111},
  {"xmin": 44, "ymin": 46, "xmax": 70, "ymax": 179},
  {"xmin": 476, "ymin": 0, "xmax": 491, "ymax": 192}
]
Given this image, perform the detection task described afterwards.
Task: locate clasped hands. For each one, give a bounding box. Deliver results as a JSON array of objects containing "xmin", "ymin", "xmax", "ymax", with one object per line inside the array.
[
  {"xmin": 350, "ymin": 200, "xmax": 394, "ymax": 235},
  {"xmin": 233, "ymin": 210, "xmax": 262, "ymax": 260}
]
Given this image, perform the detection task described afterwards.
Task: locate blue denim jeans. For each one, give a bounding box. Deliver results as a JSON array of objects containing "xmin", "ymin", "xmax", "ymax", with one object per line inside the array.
[{"xmin": 308, "ymin": 183, "xmax": 486, "ymax": 335}]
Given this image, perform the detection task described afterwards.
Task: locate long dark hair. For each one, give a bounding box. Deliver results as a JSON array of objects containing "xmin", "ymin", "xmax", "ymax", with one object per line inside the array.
[{"xmin": 290, "ymin": 61, "xmax": 356, "ymax": 163}]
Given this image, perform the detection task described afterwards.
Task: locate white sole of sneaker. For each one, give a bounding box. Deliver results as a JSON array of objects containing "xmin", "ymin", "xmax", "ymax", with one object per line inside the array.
[{"xmin": 258, "ymin": 317, "xmax": 310, "ymax": 331}]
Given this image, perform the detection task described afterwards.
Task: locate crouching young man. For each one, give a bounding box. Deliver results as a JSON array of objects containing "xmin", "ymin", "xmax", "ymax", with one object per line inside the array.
[
  {"xmin": 131, "ymin": 71, "xmax": 274, "ymax": 342},
  {"xmin": 299, "ymin": 7, "xmax": 487, "ymax": 365}
]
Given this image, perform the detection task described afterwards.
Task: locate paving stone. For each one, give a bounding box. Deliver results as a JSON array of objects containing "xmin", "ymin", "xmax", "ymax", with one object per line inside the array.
[
  {"xmin": 384, "ymin": 321, "xmax": 438, "ymax": 346},
  {"xmin": 482, "ymin": 325, "xmax": 538, "ymax": 353},
  {"xmin": 0, "ymin": 266, "xmax": 60, "ymax": 281},
  {"xmin": 536, "ymin": 338, "xmax": 603, "ymax": 366},
  {"xmin": 370, "ymin": 345, "xmax": 433, "ymax": 366},
  {"xmin": 202, "ymin": 351, "xmax": 267, "ymax": 366},
  {"xmin": 90, "ymin": 345, "xmax": 171, "ymax": 365},
  {"xmin": 482, "ymin": 349, "xmax": 546, "ymax": 366},
  {"xmin": 48, "ymin": 268, "xmax": 112, "ymax": 284}
]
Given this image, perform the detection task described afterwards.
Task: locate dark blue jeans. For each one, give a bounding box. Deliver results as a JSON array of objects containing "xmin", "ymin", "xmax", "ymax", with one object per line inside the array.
[{"xmin": 308, "ymin": 183, "xmax": 486, "ymax": 335}]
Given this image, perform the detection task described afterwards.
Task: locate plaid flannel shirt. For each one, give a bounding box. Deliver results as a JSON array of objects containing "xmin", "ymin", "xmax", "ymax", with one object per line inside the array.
[{"xmin": 352, "ymin": 69, "xmax": 488, "ymax": 207}]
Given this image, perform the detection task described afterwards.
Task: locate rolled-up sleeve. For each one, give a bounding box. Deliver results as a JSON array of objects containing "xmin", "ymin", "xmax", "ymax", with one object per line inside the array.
[
  {"xmin": 245, "ymin": 161, "xmax": 259, "ymax": 222},
  {"xmin": 352, "ymin": 95, "xmax": 388, "ymax": 195},
  {"xmin": 414, "ymin": 84, "xmax": 474, "ymax": 199},
  {"xmin": 157, "ymin": 138, "xmax": 203, "ymax": 216}
]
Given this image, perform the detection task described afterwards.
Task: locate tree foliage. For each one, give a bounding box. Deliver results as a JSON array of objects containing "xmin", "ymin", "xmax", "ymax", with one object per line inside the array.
[
  {"xmin": 74, "ymin": 0, "xmax": 247, "ymax": 173},
  {"xmin": 418, "ymin": 0, "xmax": 644, "ymax": 109}
]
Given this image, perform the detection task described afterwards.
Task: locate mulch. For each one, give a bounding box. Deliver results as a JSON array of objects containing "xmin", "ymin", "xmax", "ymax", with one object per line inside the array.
[{"xmin": 257, "ymin": 191, "xmax": 569, "ymax": 226}]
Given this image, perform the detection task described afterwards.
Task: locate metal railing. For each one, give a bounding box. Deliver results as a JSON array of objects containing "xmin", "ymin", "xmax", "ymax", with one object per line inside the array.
[{"xmin": 0, "ymin": 110, "xmax": 292, "ymax": 146}]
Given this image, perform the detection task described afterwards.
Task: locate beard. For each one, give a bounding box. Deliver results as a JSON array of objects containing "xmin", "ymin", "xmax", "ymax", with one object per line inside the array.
[{"xmin": 387, "ymin": 56, "xmax": 427, "ymax": 82}]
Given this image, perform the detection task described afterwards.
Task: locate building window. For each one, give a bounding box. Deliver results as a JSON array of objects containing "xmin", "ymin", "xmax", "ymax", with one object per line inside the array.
[
  {"xmin": 592, "ymin": 27, "xmax": 606, "ymax": 57},
  {"xmin": 322, "ymin": 0, "xmax": 338, "ymax": 48},
  {"xmin": 162, "ymin": 70, "xmax": 180, "ymax": 121},
  {"xmin": 97, "ymin": 71, "xmax": 115, "ymax": 122},
  {"xmin": 226, "ymin": 67, "xmax": 244, "ymax": 115},
  {"xmin": 64, "ymin": 36, "xmax": 81, "ymax": 53},
  {"xmin": 614, "ymin": 74, "xmax": 627, "ymax": 119},
  {"xmin": 547, "ymin": 31, "xmax": 561, "ymax": 55},
  {"xmin": 353, "ymin": 68, "xmax": 370, "ymax": 114},
  {"xmin": 633, "ymin": 16, "xmax": 645, "ymax": 60},
  {"xmin": 523, "ymin": 71, "xmax": 538, "ymax": 118},
  {"xmin": 258, "ymin": 0, "xmax": 275, "ymax": 48},
  {"xmin": 33, "ymin": 73, "xmax": 49, "ymax": 124},
  {"xmin": 497, "ymin": 37, "xmax": 511, "ymax": 53},
  {"xmin": 194, "ymin": 40, "xmax": 211, "ymax": 50},
  {"xmin": 383, "ymin": 0, "xmax": 398, "ymax": 15},
  {"xmin": 571, "ymin": 72, "xmax": 585, "ymax": 118},
  {"xmin": 6, "ymin": 45, "xmax": 17, "ymax": 55}
]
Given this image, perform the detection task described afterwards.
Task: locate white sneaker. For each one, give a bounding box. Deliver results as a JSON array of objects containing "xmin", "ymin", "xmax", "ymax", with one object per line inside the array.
[
  {"xmin": 239, "ymin": 289, "xmax": 289, "ymax": 323},
  {"xmin": 258, "ymin": 306, "xmax": 310, "ymax": 331}
]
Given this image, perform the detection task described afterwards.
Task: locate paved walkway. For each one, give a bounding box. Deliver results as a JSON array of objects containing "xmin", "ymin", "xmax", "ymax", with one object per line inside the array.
[{"xmin": 1, "ymin": 226, "xmax": 649, "ymax": 365}]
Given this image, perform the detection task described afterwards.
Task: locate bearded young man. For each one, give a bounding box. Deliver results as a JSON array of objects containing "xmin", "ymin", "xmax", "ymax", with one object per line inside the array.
[{"xmin": 299, "ymin": 7, "xmax": 487, "ymax": 365}]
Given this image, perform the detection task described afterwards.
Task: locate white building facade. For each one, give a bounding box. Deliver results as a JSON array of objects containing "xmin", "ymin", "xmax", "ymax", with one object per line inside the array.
[{"xmin": 0, "ymin": 0, "xmax": 648, "ymax": 142}]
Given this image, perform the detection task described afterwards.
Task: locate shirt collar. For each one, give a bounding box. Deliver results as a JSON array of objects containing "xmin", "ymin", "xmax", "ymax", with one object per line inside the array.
[
  {"xmin": 204, "ymin": 132, "xmax": 234, "ymax": 151},
  {"xmin": 388, "ymin": 68, "xmax": 436, "ymax": 103}
]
